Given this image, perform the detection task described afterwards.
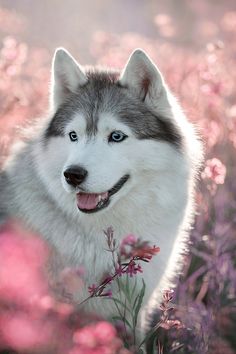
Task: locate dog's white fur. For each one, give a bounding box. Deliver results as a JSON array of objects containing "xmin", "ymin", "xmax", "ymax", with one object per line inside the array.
[{"xmin": 0, "ymin": 49, "xmax": 202, "ymax": 330}]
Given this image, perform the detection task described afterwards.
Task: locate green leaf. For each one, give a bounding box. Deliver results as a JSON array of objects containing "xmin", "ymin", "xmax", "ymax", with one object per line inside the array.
[
  {"xmin": 125, "ymin": 274, "xmax": 131, "ymax": 302},
  {"xmin": 119, "ymin": 278, "xmax": 127, "ymax": 294},
  {"xmin": 137, "ymin": 321, "xmax": 161, "ymax": 349},
  {"xmin": 133, "ymin": 279, "xmax": 146, "ymax": 327},
  {"xmin": 112, "ymin": 297, "xmax": 133, "ymax": 316},
  {"xmin": 132, "ymin": 292, "xmax": 140, "ymax": 311},
  {"xmin": 130, "ymin": 276, "xmax": 138, "ymax": 300}
]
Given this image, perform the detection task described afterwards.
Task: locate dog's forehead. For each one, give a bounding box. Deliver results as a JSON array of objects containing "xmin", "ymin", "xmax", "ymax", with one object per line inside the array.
[
  {"xmin": 66, "ymin": 85, "xmax": 129, "ymax": 136},
  {"xmin": 67, "ymin": 111, "xmax": 132, "ymax": 135},
  {"xmin": 45, "ymin": 71, "xmax": 124, "ymax": 138},
  {"xmin": 45, "ymin": 70, "xmax": 182, "ymax": 148},
  {"xmin": 97, "ymin": 112, "xmax": 132, "ymax": 131}
]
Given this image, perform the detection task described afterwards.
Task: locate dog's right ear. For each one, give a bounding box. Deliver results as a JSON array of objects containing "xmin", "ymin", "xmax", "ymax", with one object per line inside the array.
[
  {"xmin": 119, "ymin": 49, "xmax": 169, "ymax": 110},
  {"xmin": 50, "ymin": 48, "xmax": 87, "ymax": 111}
]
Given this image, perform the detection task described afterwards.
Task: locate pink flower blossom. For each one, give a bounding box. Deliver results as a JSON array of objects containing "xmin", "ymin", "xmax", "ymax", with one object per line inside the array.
[
  {"xmin": 92, "ymin": 321, "xmax": 117, "ymax": 343},
  {"xmin": 0, "ymin": 312, "xmax": 54, "ymax": 350},
  {"xmin": 162, "ymin": 289, "xmax": 174, "ymax": 302},
  {"xmin": 120, "ymin": 234, "xmax": 138, "ymax": 256},
  {"xmin": 119, "ymin": 234, "xmax": 160, "ymax": 262},
  {"xmin": 88, "ymin": 284, "xmax": 97, "ymax": 295},
  {"xmin": 0, "ymin": 223, "xmax": 49, "ymax": 305},
  {"xmin": 201, "ymin": 158, "xmax": 226, "ymax": 184},
  {"xmin": 0, "ymin": 223, "xmax": 73, "ymax": 352},
  {"xmin": 101, "ymin": 289, "xmax": 112, "ymax": 298},
  {"xmin": 126, "ymin": 261, "xmax": 143, "ymax": 277},
  {"xmin": 71, "ymin": 321, "xmax": 130, "ymax": 354},
  {"xmin": 132, "ymin": 244, "xmax": 160, "ymax": 261},
  {"xmin": 160, "ymin": 319, "xmax": 184, "ymax": 330},
  {"xmin": 116, "ymin": 265, "xmax": 126, "ymax": 277},
  {"xmin": 122, "ymin": 234, "xmax": 138, "ymax": 245}
]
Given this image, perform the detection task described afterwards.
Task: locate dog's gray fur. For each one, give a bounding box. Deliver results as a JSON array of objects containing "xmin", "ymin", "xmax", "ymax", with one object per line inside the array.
[{"xmin": 46, "ymin": 70, "xmax": 182, "ymax": 148}]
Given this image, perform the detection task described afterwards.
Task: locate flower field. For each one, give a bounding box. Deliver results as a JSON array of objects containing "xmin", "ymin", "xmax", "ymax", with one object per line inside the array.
[{"xmin": 0, "ymin": 1, "xmax": 235, "ymax": 353}]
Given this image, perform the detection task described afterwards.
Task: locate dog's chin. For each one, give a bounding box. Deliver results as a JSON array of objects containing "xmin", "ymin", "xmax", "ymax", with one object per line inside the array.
[{"xmin": 76, "ymin": 174, "xmax": 130, "ymax": 214}]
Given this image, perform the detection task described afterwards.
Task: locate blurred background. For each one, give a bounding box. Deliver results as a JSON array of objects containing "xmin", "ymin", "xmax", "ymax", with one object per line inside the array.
[
  {"xmin": 0, "ymin": 1, "xmax": 235, "ymax": 353},
  {"xmin": 1, "ymin": 0, "xmax": 236, "ymax": 57}
]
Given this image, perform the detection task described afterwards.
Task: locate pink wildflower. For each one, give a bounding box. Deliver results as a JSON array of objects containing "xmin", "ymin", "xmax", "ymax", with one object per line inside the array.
[
  {"xmin": 126, "ymin": 260, "xmax": 143, "ymax": 277},
  {"xmin": 132, "ymin": 245, "xmax": 160, "ymax": 261},
  {"xmin": 122, "ymin": 234, "xmax": 137, "ymax": 245},
  {"xmin": 93, "ymin": 321, "xmax": 117, "ymax": 342},
  {"xmin": 116, "ymin": 265, "xmax": 126, "ymax": 277},
  {"xmin": 0, "ymin": 312, "xmax": 54, "ymax": 351},
  {"xmin": 162, "ymin": 289, "xmax": 174, "ymax": 302},
  {"xmin": 88, "ymin": 284, "xmax": 97, "ymax": 295},
  {"xmin": 0, "ymin": 223, "xmax": 49, "ymax": 305},
  {"xmin": 71, "ymin": 321, "xmax": 129, "ymax": 354},
  {"xmin": 101, "ymin": 289, "xmax": 112, "ymax": 298},
  {"xmin": 201, "ymin": 158, "xmax": 226, "ymax": 184},
  {"xmin": 136, "ymin": 264, "xmax": 143, "ymax": 274},
  {"xmin": 120, "ymin": 234, "xmax": 138, "ymax": 257},
  {"xmin": 160, "ymin": 319, "xmax": 184, "ymax": 330}
]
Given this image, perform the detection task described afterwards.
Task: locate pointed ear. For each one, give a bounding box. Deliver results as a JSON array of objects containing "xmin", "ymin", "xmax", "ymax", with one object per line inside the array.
[
  {"xmin": 119, "ymin": 49, "xmax": 166, "ymax": 104},
  {"xmin": 50, "ymin": 48, "xmax": 87, "ymax": 111}
]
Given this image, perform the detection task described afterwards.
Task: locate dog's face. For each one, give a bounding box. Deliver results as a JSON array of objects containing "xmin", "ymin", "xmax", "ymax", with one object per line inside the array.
[
  {"xmin": 60, "ymin": 112, "xmax": 138, "ymax": 214},
  {"xmin": 36, "ymin": 49, "xmax": 183, "ymax": 215}
]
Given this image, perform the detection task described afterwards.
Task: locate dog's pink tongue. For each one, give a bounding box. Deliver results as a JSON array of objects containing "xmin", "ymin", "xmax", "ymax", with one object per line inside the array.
[{"xmin": 76, "ymin": 192, "xmax": 108, "ymax": 210}]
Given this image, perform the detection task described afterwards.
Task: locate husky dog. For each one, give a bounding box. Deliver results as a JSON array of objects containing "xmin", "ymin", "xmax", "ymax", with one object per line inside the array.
[{"xmin": 0, "ymin": 48, "xmax": 202, "ymax": 330}]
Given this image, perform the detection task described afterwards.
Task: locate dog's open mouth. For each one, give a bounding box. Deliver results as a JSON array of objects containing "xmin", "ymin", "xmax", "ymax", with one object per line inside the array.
[{"xmin": 76, "ymin": 174, "xmax": 130, "ymax": 213}]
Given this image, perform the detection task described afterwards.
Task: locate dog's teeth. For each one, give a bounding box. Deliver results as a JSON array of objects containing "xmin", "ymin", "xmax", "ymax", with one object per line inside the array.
[{"xmin": 98, "ymin": 195, "xmax": 102, "ymax": 202}]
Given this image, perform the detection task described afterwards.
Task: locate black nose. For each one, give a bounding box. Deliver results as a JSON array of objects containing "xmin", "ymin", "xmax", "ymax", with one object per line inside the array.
[{"xmin": 64, "ymin": 166, "xmax": 88, "ymax": 187}]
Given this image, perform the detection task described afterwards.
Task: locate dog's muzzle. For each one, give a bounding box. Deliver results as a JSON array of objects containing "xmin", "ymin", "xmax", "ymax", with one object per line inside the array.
[
  {"xmin": 76, "ymin": 174, "xmax": 130, "ymax": 213},
  {"xmin": 64, "ymin": 166, "xmax": 88, "ymax": 187}
]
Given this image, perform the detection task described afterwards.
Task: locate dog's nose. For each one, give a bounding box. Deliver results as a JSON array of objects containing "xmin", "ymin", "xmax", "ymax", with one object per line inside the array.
[{"xmin": 64, "ymin": 166, "xmax": 88, "ymax": 187}]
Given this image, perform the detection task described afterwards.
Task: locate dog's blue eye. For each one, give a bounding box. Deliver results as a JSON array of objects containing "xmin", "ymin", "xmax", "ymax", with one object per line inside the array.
[
  {"xmin": 109, "ymin": 131, "xmax": 127, "ymax": 143},
  {"xmin": 69, "ymin": 131, "xmax": 78, "ymax": 142}
]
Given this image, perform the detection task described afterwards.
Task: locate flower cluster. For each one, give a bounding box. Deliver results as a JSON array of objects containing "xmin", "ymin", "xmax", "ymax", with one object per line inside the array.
[
  {"xmin": 0, "ymin": 223, "xmax": 132, "ymax": 354},
  {"xmin": 86, "ymin": 228, "xmax": 160, "ymax": 300},
  {"xmin": 119, "ymin": 234, "xmax": 160, "ymax": 262},
  {"xmin": 70, "ymin": 321, "xmax": 131, "ymax": 354},
  {"xmin": 159, "ymin": 290, "xmax": 183, "ymax": 331},
  {"xmin": 201, "ymin": 158, "xmax": 227, "ymax": 185},
  {"xmin": 116, "ymin": 261, "xmax": 143, "ymax": 278}
]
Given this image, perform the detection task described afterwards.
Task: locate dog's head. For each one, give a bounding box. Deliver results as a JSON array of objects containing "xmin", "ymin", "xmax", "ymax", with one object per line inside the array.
[{"xmin": 36, "ymin": 48, "xmax": 190, "ymax": 215}]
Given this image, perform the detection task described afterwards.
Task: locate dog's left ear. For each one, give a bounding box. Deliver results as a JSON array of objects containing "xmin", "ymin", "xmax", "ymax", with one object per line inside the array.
[
  {"xmin": 50, "ymin": 48, "xmax": 87, "ymax": 111},
  {"xmin": 119, "ymin": 49, "xmax": 167, "ymax": 105}
]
